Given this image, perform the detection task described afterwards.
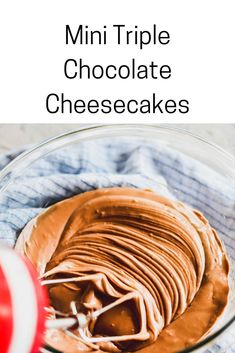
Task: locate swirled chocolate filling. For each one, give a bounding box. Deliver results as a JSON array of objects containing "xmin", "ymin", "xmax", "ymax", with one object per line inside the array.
[{"xmin": 16, "ymin": 188, "xmax": 229, "ymax": 353}]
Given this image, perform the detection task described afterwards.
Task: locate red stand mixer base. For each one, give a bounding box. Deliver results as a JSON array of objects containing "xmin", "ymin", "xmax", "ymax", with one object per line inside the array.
[{"xmin": 0, "ymin": 247, "xmax": 47, "ymax": 353}]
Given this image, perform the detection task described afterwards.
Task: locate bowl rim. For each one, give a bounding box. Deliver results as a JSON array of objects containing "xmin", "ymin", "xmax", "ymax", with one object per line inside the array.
[
  {"xmin": 1, "ymin": 124, "xmax": 235, "ymax": 185},
  {"xmin": 0, "ymin": 123, "xmax": 234, "ymax": 353}
]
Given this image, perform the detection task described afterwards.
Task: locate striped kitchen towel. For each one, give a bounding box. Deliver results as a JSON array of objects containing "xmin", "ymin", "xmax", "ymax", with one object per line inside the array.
[{"xmin": 0, "ymin": 137, "xmax": 234, "ymax": 352}]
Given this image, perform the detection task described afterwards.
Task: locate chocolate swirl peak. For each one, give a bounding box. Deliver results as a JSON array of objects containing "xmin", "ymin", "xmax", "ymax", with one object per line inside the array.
[{"xmin": 16, "ymin": 188, "xmax": 229, "ymax": 353}]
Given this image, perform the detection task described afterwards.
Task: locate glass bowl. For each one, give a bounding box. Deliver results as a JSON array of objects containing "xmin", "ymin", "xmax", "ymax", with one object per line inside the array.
[{"xmin": 0, "ymin": 124, "xmax": 234, "ymax": 353}]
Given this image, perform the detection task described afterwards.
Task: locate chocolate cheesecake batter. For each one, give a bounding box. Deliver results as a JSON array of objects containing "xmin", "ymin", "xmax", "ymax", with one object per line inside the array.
[{"xmin": 15, "ymin": 188, "xmax": 229, "ymax": 353}]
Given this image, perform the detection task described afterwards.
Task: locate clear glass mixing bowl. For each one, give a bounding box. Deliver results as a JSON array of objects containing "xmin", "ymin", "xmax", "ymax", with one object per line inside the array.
[{"xmin": 0, "ymin": 124, "xmax": 234, "ymax": 353}]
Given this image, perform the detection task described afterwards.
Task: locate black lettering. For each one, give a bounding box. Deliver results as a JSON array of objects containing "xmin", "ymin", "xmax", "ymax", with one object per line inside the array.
[
  {"xmin": 74, "ymin": 99, "xmax": 85, "ymax": 113},
  {"xmin": 92, "ymin": 65, "xmax": 104, "ymax": 79},
  {"xmin": 106, "ymin": 65, "xmax": 117, "ymax": 79},
  {"xmin": 79, "ymin": 58, "xmax": 90, "ymax": 79},
  {"xmin": 114, "ymin": 100, "xmax": 125, "ymax": 113},
  {"xmin": 140, "ymin": 30, "xmax": 151, "ymax": 49},
  {"xmin": 179, "ymin": 99, "xmax": 190, "ymax": 113},
  {"xmin": 153, "ymin": 93, "xmax": 163, "ymax": 113},
  {"xmin": 90, "ymin": 30, "xmax": 102, "ymax": 44},
  {"xmin": 165, "ymin": 100, "xmax": 176, "ymax": 113},
  {"xmin": 118, "ymin": 65, "xmax": 130, "ymax": 79},
  {"xmin": 149, "ymin": 62, "xmax": 159, "ymax": 79},
  {"xmin": 160, "ymin": 65, "xmax": 171, "ymax": 79},
  {"xmin": 64, "ymin": 59, "xmax": 77, "ymax": 79},
  {"xmin": 126, "ymin": 30, "xmax": 133, "ymax": 44},
  {"xmin": 131, "ymin": 58, "xmax": 135, "ymax": 78},
  {"xmin": 66, "ymin": 25, "xmax": 83, "ymax": 44},
  {"xmin": 88, "ymin": 100, "xmax": 99, "ymax": 113},
  {"xmin": 113, "ymin": 25, "xmax": 125, "ymax": 44},
  {"xmin": 140, "ymin": 100, "xmax": 150, "ymax": 113},
  {"xmin": 137, "ymin": 65, "xmax": 148, "ymax": 79},
  {"xmin": 61, "ymin": 93, "xmax": 72, "ymax": 113},
  {"xmin": 127, "ymin": 100, "xmax": 138, "ymax": 113},
  {"xmin": 46, "ymin": 94, "xmax": 59, "ymax": 113},
  {"xmin": 101, "ymin": 100, "xmax": 112, "ymax": 113},
  {"xmin": 159, "ymin": 31, "xmax": 170, "ymax": 45}
]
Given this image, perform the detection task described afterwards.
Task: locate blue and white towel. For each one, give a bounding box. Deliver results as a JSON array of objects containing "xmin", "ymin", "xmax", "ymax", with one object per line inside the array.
[{"xmin": 0, "ymin": 137, "xmax": 234, "ymax": 352}]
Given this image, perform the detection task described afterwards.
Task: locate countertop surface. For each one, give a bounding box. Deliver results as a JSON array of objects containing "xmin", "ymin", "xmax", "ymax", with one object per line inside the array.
[{"xmin": 0, "ymin": 124, "xmax": 234, "ymax": 156}]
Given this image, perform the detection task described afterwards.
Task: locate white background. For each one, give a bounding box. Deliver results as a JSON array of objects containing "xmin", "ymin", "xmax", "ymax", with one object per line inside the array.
[{"xmin": 0, "ymin": 0, "xmax": 234, "ymax": 123}]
